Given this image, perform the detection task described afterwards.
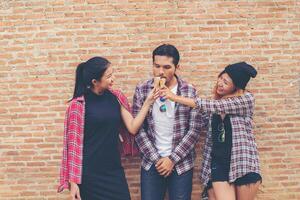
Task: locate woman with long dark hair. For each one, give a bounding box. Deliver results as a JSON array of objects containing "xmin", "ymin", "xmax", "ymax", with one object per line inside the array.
[
  {"xmin": 160, "ymin": 62, "xmax": 261, "ymax": 200},
  {"xmin": 58, "ymin": 57, "xmax": 159, "ymax": 200}
]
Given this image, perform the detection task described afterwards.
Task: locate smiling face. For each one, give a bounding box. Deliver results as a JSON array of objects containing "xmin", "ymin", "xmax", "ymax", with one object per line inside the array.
[
  {"xmin": 91, "ymin": 65, "xmax": 114, "ymax": 92},
  {"xmin": 216, "ymin": 72, "xmax": 236, "ymax": 97},
  {"xmin": 152, "ymin": 55, "xmax": 177, "ymax": 87}
]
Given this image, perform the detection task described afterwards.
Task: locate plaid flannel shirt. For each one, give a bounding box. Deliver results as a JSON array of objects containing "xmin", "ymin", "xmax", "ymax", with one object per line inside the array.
[
  {"xmin": 57, "ymin": 89, "xmax": 138, "ymax": 193},
  {"xmin": 196, "ymin": 92, "xmax": 260, "ymax": 186},
  {"xmin": 133, "ymin": 76, "xmax": 208, "ymax": 175}
]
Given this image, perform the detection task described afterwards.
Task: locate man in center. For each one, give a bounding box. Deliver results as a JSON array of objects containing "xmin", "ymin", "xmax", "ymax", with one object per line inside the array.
[{"xmin": 133, "ymin": 44, "xmax": 208, "ymax": 200}]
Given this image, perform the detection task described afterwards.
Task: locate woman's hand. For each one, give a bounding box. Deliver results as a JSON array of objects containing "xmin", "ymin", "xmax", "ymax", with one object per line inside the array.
[
  {"xmin": 159, "ymin": 86, "xmax": 176, "ymax": 101},
  {"xmin": 144, "ymin": 88, "xmax": 160, "ymax": 106},
  {"xmin": 159, "ymin": 86, "xmax": 196, "ymax": 108},
  {"xmin": 70, "ymin": 182, "xmax": 81, "ymax": 200},
  {"xmin": 120, "ymin": 88, "xmax": 159, "ymax": 135}
]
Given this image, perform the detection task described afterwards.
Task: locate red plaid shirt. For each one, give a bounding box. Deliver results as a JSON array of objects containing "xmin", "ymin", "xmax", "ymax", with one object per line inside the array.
[{"xmin": 57, "ymin": 89, "xmax": 138, "ymax": 193}]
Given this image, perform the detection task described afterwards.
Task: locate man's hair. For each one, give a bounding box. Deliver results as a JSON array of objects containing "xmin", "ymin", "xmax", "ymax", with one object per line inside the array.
[{"xmin": 152, "ymin": 44, "xmax": 180, "ymax": 66}]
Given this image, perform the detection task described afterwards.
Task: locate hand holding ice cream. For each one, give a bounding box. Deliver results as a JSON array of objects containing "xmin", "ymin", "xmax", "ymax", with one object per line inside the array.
[{"xmin": 153, "ymin": 77, "xmax": 167, "ymax": 90}]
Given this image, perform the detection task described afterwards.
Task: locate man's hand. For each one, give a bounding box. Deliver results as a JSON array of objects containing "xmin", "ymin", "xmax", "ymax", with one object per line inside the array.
[
  {"xmin": 155, "ymin": 157, "xmax": 175, "ymax": 177},
  {"xmin": 70, "ymin": 182, "xmax": 81, "ymax": 200}
]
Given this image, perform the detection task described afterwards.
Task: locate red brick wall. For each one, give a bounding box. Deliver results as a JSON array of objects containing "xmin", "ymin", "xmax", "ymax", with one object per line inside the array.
[{"xmin": 1, "ymin": 0, "xmax": 299, "ymax": 199}]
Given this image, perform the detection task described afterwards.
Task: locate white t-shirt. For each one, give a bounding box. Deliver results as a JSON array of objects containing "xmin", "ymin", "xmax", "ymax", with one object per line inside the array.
[{"xmin": 152, "ymin": 84, "xmax": 178, "ymax": 157}]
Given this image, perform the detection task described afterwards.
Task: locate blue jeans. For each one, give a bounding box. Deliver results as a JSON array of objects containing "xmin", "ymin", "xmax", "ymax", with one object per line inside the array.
[{"xmin": 141, "ymin": 164, "xmax": 193, "ymax": 200}]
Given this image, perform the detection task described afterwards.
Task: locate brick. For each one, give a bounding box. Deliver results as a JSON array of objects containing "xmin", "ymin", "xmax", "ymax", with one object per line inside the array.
[{"xmin": 0, "ymin": 1, "xmax": 299, "ymax": 199}]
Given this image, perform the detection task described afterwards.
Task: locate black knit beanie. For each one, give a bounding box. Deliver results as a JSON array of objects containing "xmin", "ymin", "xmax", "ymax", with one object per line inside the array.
[{"xmin": 223, "ymin": 62, "xmax": 257, "ymax": 89}]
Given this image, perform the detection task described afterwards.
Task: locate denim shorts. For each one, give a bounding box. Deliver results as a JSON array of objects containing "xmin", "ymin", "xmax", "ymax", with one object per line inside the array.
[{"xmin": 207, "ymin": 159, "xmax": 262, "ymax": 189}]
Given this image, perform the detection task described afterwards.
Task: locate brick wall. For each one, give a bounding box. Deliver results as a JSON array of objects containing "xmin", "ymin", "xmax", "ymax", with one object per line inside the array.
[{"xmin": 1, "ymin": 0, "xmax": 299, "ymax": 199}]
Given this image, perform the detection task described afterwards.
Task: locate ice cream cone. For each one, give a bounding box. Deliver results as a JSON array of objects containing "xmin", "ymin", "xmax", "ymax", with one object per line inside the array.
[
  {"xmin": 153, "ymin": 77, "xmax": 160, "ymax": 90},
  {"xmin": 159, "ymin": 77, "xmax": 166, "ymax": 89}
]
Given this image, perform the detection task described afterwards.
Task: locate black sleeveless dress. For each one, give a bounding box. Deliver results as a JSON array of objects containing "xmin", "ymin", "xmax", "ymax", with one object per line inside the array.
[{"xmin": 78, "ymin": 90, "xmax": 131, "ymax": 200}]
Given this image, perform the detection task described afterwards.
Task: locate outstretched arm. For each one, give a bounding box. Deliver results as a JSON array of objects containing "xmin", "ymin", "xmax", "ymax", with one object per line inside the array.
[
  {"xmin": 195, "ymin": 92, "xmax": 254, "ymax": 116},
  {"xmin": 121, "ymin": 89, "xmax": 159, "ymax": 135},
  {"xmin": 160, "ymin": 87, "xmax": 254, "ymax": 116},
  {"xmin": 160, "ymin": 86, "xmax": 196, "ymax": 108}
]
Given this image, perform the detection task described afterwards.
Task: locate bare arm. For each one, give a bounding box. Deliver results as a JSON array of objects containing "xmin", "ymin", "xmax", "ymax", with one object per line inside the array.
[
  {"xmin": 120, "ymin": 101, "xmax": 151, "ymax": 135},
  {"xmin": 70, "ymin": 181, "xmax": 81, "ymax": 200},
  {"xmin": 121, "ymin": 88, "xmax": 159, "ymax": 135}
]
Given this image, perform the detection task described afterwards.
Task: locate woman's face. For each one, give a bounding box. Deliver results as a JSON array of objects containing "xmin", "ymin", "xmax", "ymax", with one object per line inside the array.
[
  {"xmin": 216, "ymin": 73, "xmax": 236, "ymax": 96},
  {"xmin": 92, "ymin": 65, "xmax": 114, "ymax": 91}
]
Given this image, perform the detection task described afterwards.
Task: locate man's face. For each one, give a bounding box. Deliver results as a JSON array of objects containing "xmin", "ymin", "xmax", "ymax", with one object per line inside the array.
[{"xmin": 152, "ymin": 55, "xmax": 177, "ymax": 86}]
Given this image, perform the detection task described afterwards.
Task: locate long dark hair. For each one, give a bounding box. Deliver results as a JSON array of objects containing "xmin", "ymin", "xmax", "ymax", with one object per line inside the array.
[{"xmin": 71, "ymin": 56, "xmax": 110, "ymax": 100}]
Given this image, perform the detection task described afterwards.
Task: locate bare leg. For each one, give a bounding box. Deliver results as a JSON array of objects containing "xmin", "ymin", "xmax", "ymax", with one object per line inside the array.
[
  {"xmin": 235, "ymin": 181, "xmax": 261, "ymax": 200},
  {"xmin": 207, "ymin": 188, "xmax": 217, "ymax": 200},
  {"xmin": 213, "ymin": 181, "xmax": 236, "ymax": 200}
]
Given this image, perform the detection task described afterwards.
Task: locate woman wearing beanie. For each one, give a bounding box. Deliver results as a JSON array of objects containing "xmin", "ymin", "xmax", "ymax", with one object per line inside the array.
[
  {"xmin": 58, "ymin": 57, "xmax": 159, "ymax": 200},
  {"xmin": 160, "ymin": 62, "xmax": 261, "ymax": 200}
]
